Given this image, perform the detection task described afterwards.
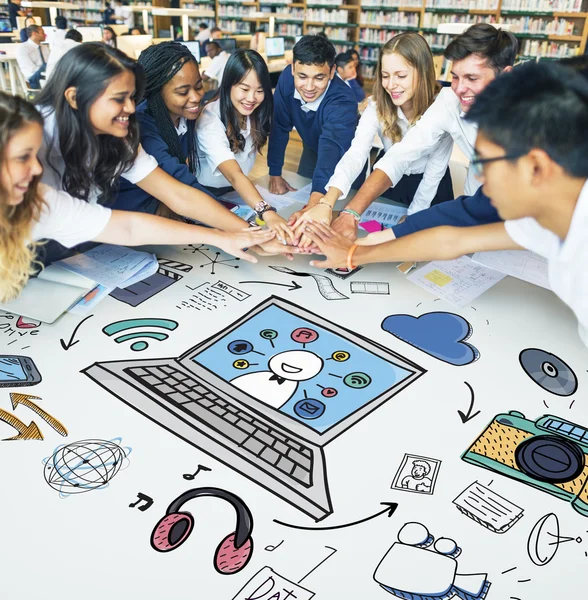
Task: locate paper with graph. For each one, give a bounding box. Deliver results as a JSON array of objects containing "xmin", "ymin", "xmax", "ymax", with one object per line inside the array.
[{"xmin": 471, "ymin": 249, "xmax": 549, "ymax": 289}]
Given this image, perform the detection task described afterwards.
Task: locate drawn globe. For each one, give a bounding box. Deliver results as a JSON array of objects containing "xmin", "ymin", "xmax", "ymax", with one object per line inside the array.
[{"xmin": 44, "ymin": 439, "xmax": 129, "ymax": 496}]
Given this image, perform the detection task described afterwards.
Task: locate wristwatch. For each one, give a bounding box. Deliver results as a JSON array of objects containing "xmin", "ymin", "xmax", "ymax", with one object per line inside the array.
[{"xmin": 254, "ymin": 200, "xmax": 277, "ymax": 218}]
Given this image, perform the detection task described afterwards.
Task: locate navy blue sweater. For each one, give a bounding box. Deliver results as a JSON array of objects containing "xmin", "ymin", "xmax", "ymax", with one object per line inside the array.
[
  {"xmin": 392, "ymin": 186, "xmax": 500, "ymax": 238},
  {"xmin": 268, "ymin": 66, "xmax": 358, "ymax": 195},
  {"xmin": 116, "ymin": 102, "xmax": 217, "ymax": 213}
]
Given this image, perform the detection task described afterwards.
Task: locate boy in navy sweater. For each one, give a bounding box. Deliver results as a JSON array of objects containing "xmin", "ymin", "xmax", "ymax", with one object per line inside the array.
[{"xmin": 267, "ymin": 35, "xmax": 358, "ymax": 209}]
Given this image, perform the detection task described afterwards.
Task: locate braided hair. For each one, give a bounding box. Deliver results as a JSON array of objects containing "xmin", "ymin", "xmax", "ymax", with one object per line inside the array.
[{"xmin": 138, "ymin": 42, "xmax": 199, "ymax": 174}]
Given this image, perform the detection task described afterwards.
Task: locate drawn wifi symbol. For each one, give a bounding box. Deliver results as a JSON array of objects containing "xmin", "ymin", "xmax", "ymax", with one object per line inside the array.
[{"xmin": 102, "ymin": 318, "xmax": 179, "ymax": 352}]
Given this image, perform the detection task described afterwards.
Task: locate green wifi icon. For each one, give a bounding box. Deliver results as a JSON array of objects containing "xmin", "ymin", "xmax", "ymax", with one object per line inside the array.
[{"xmin": 102, "ymin": 318, "xmax": 179, "ymax": 351}]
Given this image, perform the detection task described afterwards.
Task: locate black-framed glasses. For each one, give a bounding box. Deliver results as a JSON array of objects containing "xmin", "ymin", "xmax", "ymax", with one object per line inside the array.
[{"xmin": 470, "ymin": 152, "xmax": 525, "ymax": 177}]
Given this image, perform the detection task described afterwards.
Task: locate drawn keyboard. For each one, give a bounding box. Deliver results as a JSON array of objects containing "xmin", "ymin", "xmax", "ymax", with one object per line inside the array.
[{"xmin": 125, "ymin": 364, "xmax": 314, "ymax": 487}]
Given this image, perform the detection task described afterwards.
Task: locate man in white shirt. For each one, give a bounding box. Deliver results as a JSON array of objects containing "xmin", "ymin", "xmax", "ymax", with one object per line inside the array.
[
  {"xmin": 329, "ymin": 23, "xmax": 519, "ymax": 241},
  {"xmin": 196, "ymin": 22, "xmax": 211, "ymax": 44},
  {"xmin": 51, "ymin": 15, "xmax": 68, "ymax": 48},
  {"xmin": 305, "ymin": 62, "xmax": 588, "ymax": 347},
  {"xmin": 45, "ymin": 29, "xmax": 82, "ymax": 80},
  {"xmin": 202, "ymin": 41, "xmax": 229, "ymax": 86},
  {"xmin": 16, "ymin": 24, "xmax": 47, "ymax": 89}
]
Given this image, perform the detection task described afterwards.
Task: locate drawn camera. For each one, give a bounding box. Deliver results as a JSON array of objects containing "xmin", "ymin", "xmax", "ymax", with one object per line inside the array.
[{"xmin": 462, "ymin": 411, "xmax": 588, "ymax": 517}]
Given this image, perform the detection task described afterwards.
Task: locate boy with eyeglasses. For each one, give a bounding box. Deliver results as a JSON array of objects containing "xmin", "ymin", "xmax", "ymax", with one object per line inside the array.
[{"xmin": 304, "ymin": 62, "xmax": 588, "ymax": 347}]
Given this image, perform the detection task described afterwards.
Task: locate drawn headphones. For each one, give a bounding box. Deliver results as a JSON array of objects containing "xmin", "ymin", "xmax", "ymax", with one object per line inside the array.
[{"xmin": 150, "ymin": 487, "xmax": 254, "ymax": 574}]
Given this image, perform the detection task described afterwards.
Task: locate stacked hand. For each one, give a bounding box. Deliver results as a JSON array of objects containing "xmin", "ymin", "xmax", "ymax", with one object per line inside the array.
[
  {"xmin": 215, "ymin": 227, "xmax": 275, "ymax": 263},
  {"xmin": 302, "ymin": 221, "xmax": 357, "ymax": 269},
  {"xmin": 290, "ymin": 200, "xmax": 333, "ymax": 249},
  {"xmin": 262, "ymin": 210, "xmax": 297, "ymax": 246}
]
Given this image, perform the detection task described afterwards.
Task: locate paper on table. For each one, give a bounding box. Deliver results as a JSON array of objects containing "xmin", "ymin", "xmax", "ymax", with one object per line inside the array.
[
  {"xmin": 255, "ymin": 184, "xmax": 306, "ymax": 210},
  {"xmin": 59, "ymin": 244, "xmax": 158, "ymax": 290},
  {"xmin": 471, "ymin": 249, "xmax": 549, "ymax": 290},
  {"xmin": 69, "ymin": 284, "xmax": 113, "ymax": 315},
  {"xmin": 362, "ymin": 201, "xmax": 407, "ymax": 227},
  {"xmin": 407, "ymin": 255, "xmax": 505, "ymax": 307}
]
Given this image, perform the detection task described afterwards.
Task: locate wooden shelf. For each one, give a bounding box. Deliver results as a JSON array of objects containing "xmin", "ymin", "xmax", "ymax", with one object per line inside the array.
[{"xmin": 548, "ymin": 34, "xmax": 582, "ymax": 41}]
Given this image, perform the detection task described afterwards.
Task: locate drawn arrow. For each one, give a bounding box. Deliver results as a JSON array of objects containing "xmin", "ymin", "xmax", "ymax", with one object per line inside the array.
[
  {"xmin": 60, "ymin": 314, "xmax": 94, "ymax": 351},
  {"xmin": 10, "ymin": 393, "xmax": 68, "ymax": 436},
  {"xmin": 238, "ymin": 280, "xmax": 302, "ymax": 291},
  {"xmin": 458, "ymin": 381, "xmax": 481, "ymax": 424},
  {"xmin": 273, "ymin": 502, "xmax": 398, "ymax": 531},
  {"xmin": 0, "ymin": 408, "xmax": 43, "ymax": 440}
]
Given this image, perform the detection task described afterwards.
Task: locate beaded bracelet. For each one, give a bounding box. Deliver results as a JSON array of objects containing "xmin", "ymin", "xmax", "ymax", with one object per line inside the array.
[
  {"xmin": 341, "ymin": 208, "xmax": 361, "ymax": 222},
  {"xmin": 347, "ymin": 244, "xmax": 358, "ymax": 271},
  {"xmin": 318, "ymin": 201, "xmax": 333, "ymax": 209}
]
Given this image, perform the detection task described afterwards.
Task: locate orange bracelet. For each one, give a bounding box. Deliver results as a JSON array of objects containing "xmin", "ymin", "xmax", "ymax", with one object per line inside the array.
[{"xmin": 347, "ymin": 244, "xmax": 358, "ymax": 271}]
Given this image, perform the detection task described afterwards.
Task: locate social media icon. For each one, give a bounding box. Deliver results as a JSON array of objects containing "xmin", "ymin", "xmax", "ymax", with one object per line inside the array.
[
  {"xmin": 291, "ymin": 327, "xmax": 319, "ymax": 344},
  {"xmin": 343, "ymin": 372, "xmax": 371, "ymax": 389},
  {"xmin": 293, "ymin": 399, "xmax": 325, "ymax": 420},
  {"xmin": 233, "ymin": 359, "xmax": 250, "ymax": 370},
  {"xmin": 228, "ymin": 340, "xmax": 253, "ymax": 355},
  {"xmin": 332, "ymin": 350, "xmax": 350, "ymax": 362},
  {"xmin": 321, "ymin": 387, "xmax": 338, "ymax": 398},
  {"xmin": 260, "ymin": 329, "xmax": 278, "ymax": 340}
]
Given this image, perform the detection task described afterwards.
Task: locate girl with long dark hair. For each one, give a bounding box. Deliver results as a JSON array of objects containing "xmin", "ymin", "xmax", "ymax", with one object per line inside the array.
[
  {"xmin": 34, "ymin": 43, "xmax": 292, "ymax": 253},
  {"xmin": 196, "ymin": 49, "xmax": 295, "ymax": 244}
]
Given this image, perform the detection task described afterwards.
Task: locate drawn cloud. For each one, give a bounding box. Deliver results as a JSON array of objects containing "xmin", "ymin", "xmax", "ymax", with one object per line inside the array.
[{"xmin": 381, "ymin": 312, "xmax": 480, "ymax": 366}]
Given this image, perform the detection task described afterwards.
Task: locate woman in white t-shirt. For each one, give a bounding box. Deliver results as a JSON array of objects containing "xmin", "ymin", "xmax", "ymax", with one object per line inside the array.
[
  {"xmin": 34, "ymin": 42, "xmax": 294, "ymax": 257},
  {"xmin": 0, "ymin": 93, "xmax": 275, "ymax": 304},
  {"xmin": 196, "ymin": 49, "xmax": 295, "ymax": 244}
]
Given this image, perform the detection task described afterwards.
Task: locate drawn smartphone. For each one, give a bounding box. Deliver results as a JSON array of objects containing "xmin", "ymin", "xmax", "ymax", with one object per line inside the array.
[{"xmin": 0, "ymin": 355, "xmax": 42, "ymax": 387}]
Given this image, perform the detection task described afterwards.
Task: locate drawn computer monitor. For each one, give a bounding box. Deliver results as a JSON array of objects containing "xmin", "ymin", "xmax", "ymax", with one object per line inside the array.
[
  {"xmin": 0, "ymin": 18, "xmax": 12, "ymax": 33},
  {"xmin": 180, "ymin": 40, "xmax": 200, "ymax": 63},
  {"xmin": 116, "ymin": 34, "xmax": 153, "ymax": 59},
  {"xmin": 265, "ymin": 36, "xmax": 285, "ymax": 59},
  {"xmin": 74, "ymin": 26, "xmax": 103, "ymax": 42},
  {"xmin": 216, "ymin": 37, "xmax": 237, "ymax": 54}
]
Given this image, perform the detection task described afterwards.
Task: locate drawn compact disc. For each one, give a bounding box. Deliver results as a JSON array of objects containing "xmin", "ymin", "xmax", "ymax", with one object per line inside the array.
[{"xmin": 519, "ymin": 348, "xmax": 578, "ymax": 396}]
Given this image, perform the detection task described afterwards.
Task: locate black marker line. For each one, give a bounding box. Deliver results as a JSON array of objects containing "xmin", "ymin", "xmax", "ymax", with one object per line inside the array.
[
  {"xmin": 501, "ymin": 567, "xmax": 517, "ymax": 575},
  {"xmin": 328, "ymin": 373, "xmax": 343, "ymax": 379}
]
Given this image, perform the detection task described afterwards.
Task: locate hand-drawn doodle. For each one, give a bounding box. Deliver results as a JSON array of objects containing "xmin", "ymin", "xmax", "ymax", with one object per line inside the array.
[
  {"xmin": 374, "ymin": 521, "xmax": 491, "ymax": 600},
  {"xmin": 0, "ymin": 408, "xmax": 43, "ymax": 440},
  {"xmin": 264, "ymin": 539, "xmax": 284, "ymax": 552},
  {"xmin": 298, "ymin": 546, "xmax": 338, "ymax": 584},
  {"xmin": 391, "ymin": 453, "xmax": 441, "ymax": 495},
  {"xmin": 382, "ymin": 312, "xmax": 480, "ymax": 366},
  {"xmin": 0, "ymin": 312, "xmax": 41, "ymax": 351},
  {"xmin": 527, "ymin": 512, "xmax": 582, "ymax": 566},
  {"xmin": 239, "ymin": 279, "xmax": 302, "ymax": 291},
  {"xmin": 453, "ymin": 481, "xmax": 524, "ymax": 533},
  {"xmin": 325, "ymin": 266, "xmax": 363, "ymax": 280},
  {"xmin": 350, "ymin": 281, "xmax": 391, "ymax": 295},
  {"xmin": 183, "ymin": 464, "xmax": 212, "ymax": 480},
  {"xmin": 184, "ymin": 244, "xmax": 240, "ymax": 275},
  {"xmin": 177, "ymin": 280, "xmax": 250, "ymax": 311},
  {"xmin": 462, "ymin": 411, "xmax": 588, "ymax": 517},
  {"xmin": 102, "ymin": 318, "xmax": 179, "ymax": 351},
  {"xmin": 519, "ymin": 348, "xmax": 578, "ymax": 397},
  {"xmin": 84, "ymin": 296, "xmax": 425, "ymax": 521},
  {"xmin": 269, "ymin": 266, "xmax": 349, "ymax": 301},
  {"xmin": 458, "ymin": 382, "xmax": 481, "ymax": 424},
  {"xmin": 110, "ymin": 258, "xmax": 193, "ymax": 307},
  {"xmin": 232, "ymin": 566, "xmax": 315, "ymax": 600},
  {"xmin": 10, "ymin": 393, "xmax": 68, "ymax": 436},
  {"xmin": 60, "ymin": 314, "xmax": 94, "ymax": 351},
  {"xmin": 273, "ymin": 502, "xmax": 398, "ymax": 530},
  {"xmin": 129, "ymin": 492, "xmax": 154, "ymax": 511},
  {"xmin": 0, "ymin": 355, "xmax": 42, "ymax": 388},
  {"xmin": 43, "ymin": 438, "xmax": 131, "ymax": 498},
  {"xmin": 150, "ymin": 487, "xmax": 254, "ymax": 575}
]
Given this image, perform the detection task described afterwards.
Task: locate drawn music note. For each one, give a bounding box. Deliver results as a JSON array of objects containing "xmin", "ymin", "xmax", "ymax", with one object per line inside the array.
[
  {"xmin": 129, "ymin": 492, "xmax": 154, "ymax": 512},
  {"xmin": 183, "ymin": 464, "xmax": 212, "ymax": 481}
]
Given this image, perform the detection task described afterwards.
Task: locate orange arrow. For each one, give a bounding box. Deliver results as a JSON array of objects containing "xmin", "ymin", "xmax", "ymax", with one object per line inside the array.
[
  {"xmin": 0, "ymin": 408, "xmax": 43, "ymax": 441},
  {"xmin": 10, "ymin": 393, "xmax": 68, "ymax": 437}
]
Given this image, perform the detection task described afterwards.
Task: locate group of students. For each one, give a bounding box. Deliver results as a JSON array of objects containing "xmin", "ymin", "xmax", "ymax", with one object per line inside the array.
[{"xmin": 0, "ymin": 25, "xmax": 587, "ymax": 347}]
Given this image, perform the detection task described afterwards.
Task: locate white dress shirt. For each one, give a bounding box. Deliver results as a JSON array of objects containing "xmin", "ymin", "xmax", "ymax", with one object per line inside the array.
[
  {"xmin": 375, "ymin": 87, "xmax": 479, "ymax": 198},
  {"xmin": 195, "ymin": 98, "xmax": 256, "ymax": 188},
  {"xmin": 196, "ymin": 28, "xmax": 211, "ymax": 44},
  {"xmin": 326, "ymin": 97, "xmax": 453, "ymax": 214},
  {"xmin": 49, "ymin": 28, "xmax": 66, "ymax": 48},
  {"xmin": 505, "ymin": 180, "xmax": 588, "ymax": 347},
  {"xmin": 45, "ymin": 39, "xmax": 79, "ymax": 79},
  {"xmin": 16, "ymin": 38, "xmax": 46, "ymax": 80},
  {"xmin": 203, "ymin": 51, "xmax": 229, "ymax": 84}
]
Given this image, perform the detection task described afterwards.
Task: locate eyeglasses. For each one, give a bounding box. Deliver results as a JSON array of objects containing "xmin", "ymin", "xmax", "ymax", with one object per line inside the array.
[{"xmin": 470, "ymin": 152, "xmax": 525, "ymax": 178}]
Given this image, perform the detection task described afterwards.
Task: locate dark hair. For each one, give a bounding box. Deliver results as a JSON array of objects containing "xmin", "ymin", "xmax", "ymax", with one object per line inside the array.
[
  {"xmin": 199, "ymin": 22, "xmax": 208, "ymax": 29},
  {"xmin": 335, "ymin": 51, "xmax": 353, "ymax": 69},
  {"xmin": 130, "ymin": 26, "xmax": 147, "ymax": 35},
  {"xmin": 35, "ymin": 42, "xmax": 144, "ymax": 204},
  {"xmin": 103, "ymin": 26, "xmax": 117, "ymax": 47},
  {"xmin": 559, "ymin": 54, "xmax": 588, "ymax": 80},
  {"xmin": 138, "ymin": 42, "xmax": 199, "ymax": 174},
  {"xmin": 26, "ymin": 24, "xmax": 42, "ymax": 37},
  {"xmin": 466, "ymin": 62, "xmax": 588, "ymax": 178},
  {"xmin": 444, "ymin": 23, "xmax": 518, "ymax": 74},
  {"xmin": 206, "ymin": 41, "xmax": 221, "ymax": 52},
  {"xmin": 210, "ymin": 27, "xmax": 221, "ymax": 34},
  {"xmin": 65, "ymin": 29, "xmax": 82, "ymax": 43},
  {"xmin": 55, "ymin": 15, "xmax": 67, "ymax": 29},
  {"xmin": 217, "ymin": 48, "xmax": 272, "ymax": 154},
  {"xmin": 293, "ymin": 35, "xmax": 336, "ymax": 68}
]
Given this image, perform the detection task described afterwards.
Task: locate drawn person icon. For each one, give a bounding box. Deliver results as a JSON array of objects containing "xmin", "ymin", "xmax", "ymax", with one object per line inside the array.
[
  {"xmin": 401, "ymin": 460, "xmax": 433, "ymax": 493},
  {"xmin": 231, "ymin": 350, "xmax": 324, "ymax": 408}
]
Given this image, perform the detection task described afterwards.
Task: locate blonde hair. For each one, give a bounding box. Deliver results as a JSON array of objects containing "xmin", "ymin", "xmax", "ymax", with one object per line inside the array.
[
  {"xmin": 0, "ymin": 93, "xmax": 45, "ymax": 302},
  {"xmin": 373, "ymin": 32, "xmax": 440, "ymax": 143}
]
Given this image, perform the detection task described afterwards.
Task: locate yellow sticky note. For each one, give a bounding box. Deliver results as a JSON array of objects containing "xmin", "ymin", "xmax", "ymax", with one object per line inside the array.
[{"xmin": 425, "ymin": 269, "xmax": 452, "ymax": 287}]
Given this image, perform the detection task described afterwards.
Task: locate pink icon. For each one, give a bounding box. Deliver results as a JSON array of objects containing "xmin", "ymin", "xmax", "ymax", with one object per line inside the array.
[
  {"xmin": 291, "ymin": 327, "xmax": 319, "ymax": 344},
  {"xmin": 321, "ymin": 387, "xmax": 338, "ymax": 398}
]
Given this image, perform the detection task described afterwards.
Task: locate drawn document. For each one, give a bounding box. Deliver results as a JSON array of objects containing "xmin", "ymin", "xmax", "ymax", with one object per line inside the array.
[
  {"xmin": 361, "ymin": 201, "xmax": 407, "ymax": 227},
  {"xmin": 407, "ymin": 256, "xmax": 505, "ymax": 307},
  {"xmin": 471, "ymin": 250, "xmax": 549, "ymax": 290}
]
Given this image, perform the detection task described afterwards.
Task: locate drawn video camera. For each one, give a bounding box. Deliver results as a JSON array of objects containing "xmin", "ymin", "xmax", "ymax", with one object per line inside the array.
[{"xmin": 462, "ymin": 411, "xmax": 588, "ymax": 517}]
